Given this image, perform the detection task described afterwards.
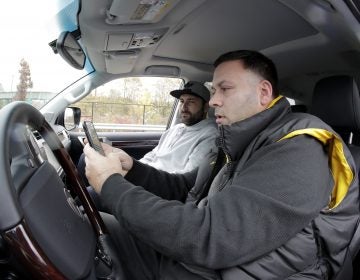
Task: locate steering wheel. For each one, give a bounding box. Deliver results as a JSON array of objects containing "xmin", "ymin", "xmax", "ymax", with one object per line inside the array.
[{"xmin": 0, "ymin": 102, "xmax": 125, "ymax": 279}]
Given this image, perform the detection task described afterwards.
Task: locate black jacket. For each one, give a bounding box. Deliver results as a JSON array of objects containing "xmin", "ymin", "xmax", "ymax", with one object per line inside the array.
[{"xmin": 101, "ymin": 97, "xmax": 359, "ymax": 279}]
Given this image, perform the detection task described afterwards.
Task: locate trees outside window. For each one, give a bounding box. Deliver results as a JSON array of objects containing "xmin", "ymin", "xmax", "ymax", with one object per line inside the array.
[
  {"xmin": 74, "ymin": 77, "xmax": 183, "ymax": 132},
  {"xmin": 13, "ymin": 58, "xmax": 33, "ymax": 101}
]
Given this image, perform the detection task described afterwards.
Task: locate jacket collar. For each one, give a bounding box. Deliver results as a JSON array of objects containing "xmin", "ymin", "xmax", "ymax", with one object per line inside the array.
[{"xmin": 217, "ymin": 96, "xmax": 290, "ymax": 161}]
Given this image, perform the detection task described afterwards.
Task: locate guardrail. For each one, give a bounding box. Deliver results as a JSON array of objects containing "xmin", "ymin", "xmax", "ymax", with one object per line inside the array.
[{"xmin": 88, "ymin": 123, "xmax": 166, "ymax": 132}]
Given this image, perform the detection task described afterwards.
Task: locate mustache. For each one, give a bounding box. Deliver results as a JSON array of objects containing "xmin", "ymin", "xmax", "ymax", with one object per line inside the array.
[{"xmin": 214, "ymin": 109, "xmax": 224, "ymax": 116}]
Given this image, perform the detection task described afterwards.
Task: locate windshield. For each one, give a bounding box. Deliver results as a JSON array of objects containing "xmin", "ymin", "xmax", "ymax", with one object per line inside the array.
[{"xmin": 0, "ymin": 0, "xmax": 92, "ymax": 109}]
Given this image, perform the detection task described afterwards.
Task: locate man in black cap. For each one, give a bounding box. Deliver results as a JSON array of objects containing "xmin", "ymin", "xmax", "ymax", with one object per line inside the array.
[
  {"xmin": 77, "ymin": 80, "xmax": 216, "ymax": 196},
  {"xmin": 140, "ymin": 81, "xmax": 218, "ymax": 173}
]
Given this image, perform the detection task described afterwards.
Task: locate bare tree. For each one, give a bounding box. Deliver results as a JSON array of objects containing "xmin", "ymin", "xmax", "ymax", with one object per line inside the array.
[
  {"xmin": 123, "ymin": 77, "xmax": 143, "ymax": 103},
  {"xmin": 152, "ymin": 78, "xmax": 182, "ymax": 107},
  {"xmin": 13, "ymin": 58, "xmax": 33, "ymax": 101}
]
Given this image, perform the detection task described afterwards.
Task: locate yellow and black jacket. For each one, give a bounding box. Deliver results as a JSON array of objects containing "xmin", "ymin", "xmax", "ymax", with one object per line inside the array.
[{"xmin": 102, "ymin": 97, "xmax": 359, "ymax": 279}]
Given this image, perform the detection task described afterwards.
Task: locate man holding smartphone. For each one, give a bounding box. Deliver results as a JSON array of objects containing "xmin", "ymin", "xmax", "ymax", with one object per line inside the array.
[{"xmin": 83, "ymin": 50, "xmax": 359, "ymax": 279}]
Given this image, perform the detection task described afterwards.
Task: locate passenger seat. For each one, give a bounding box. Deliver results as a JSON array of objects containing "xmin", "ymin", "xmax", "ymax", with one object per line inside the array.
[
  {"xmin": 311, "ymin": 75, "xmax": 360, "ymax": 280},
  {"xmin": 311, "ymin": 76, "xmax": 360, "ymax": 144}
]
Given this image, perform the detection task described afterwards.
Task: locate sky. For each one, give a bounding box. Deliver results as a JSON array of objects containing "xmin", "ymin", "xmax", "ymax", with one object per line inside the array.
[{"xmin": 0, "ymin": 0, "xmax": 84, "ymax": 93}]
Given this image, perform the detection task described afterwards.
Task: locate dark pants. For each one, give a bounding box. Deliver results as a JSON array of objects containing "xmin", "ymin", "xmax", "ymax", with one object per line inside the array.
[
  {"xmin": 101, "ymin": 212, "xmax": 161, "ymax": 280},
  {"xmin": 101, "ymin": 213, "xmax": 218, "ymax": 280}
]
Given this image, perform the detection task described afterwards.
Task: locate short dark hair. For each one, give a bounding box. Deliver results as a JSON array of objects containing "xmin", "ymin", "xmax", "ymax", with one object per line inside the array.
[{"xmin": 214, "ymin": 50, "xmax": 279, "ymax": 97}]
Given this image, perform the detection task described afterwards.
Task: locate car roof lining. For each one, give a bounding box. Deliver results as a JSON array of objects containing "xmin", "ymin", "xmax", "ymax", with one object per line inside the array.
[
  {"xmin": 77, "ymin": 0, "xmax": 360, "ymax": 104},
  {"xmin": 153, "ymin": 0, "xmax": 318, "ymax": 64}
]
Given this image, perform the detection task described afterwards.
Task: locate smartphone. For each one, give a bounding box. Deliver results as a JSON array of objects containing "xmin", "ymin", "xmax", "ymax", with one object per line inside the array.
[{"xmin": 82, "ymin": 121, "xmax": 105, "ymax": 156}]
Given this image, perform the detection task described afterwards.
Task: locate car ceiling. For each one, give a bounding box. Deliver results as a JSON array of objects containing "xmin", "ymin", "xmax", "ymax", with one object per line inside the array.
[{"xmin": 78, "ymin": 0, "xmax": 360, "ymax": 104}]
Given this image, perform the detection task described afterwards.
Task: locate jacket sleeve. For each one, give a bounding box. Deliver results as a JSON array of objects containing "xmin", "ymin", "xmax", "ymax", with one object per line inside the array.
[
  {"xmin": 124, "ymin": 159, "xmax": 197, "ymax": 201},
  {"xmin": 182, "ymin": 131, "xmax": 218, "ymax": 173},
  {"xmin": 139, "ymin": 149, "xmax": 157, "ymax": 164},
  {"xmin": 139, "ymin": 131, "xmax": 166, "ymax": 165},
  {"xmin": 101, "ymin": 135, "xmax": 332, "ymax": 269}
]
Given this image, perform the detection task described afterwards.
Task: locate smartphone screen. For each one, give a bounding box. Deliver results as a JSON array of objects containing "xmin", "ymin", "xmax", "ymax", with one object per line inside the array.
[{"xmin": 82, "ymin": 121, "xmax": 105, "ymax": 156}]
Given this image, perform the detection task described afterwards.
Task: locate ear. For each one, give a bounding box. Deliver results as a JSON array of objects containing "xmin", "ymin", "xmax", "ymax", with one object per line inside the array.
[{"xmin": 258, "ymin": 80, "xmax": 273, "ymax": 107}]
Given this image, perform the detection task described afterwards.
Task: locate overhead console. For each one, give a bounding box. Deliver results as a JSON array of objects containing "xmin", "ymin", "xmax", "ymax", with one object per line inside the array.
[
  {"xmin": 79, "ymin": 0, "xmax": 209, "ymax": 74},
  {"xmin": 105, "ymin": 0, "xmax": 181, "ymax": 25},
  {"xmin": 105, "ymin": 28, "xmax": 168, "ymax": 51}
]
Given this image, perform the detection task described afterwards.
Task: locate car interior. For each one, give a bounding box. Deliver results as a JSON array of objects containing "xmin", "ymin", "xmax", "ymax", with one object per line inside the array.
[{"xmin": 1, "ymin": 0, "xmax": 360, "ymax": 279}]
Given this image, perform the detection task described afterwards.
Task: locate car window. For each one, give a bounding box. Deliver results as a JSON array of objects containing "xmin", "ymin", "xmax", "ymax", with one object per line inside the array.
[
  {"xmin": 0, "ymin": 0, "xmax": 93, "ymax": 110},
  {"xmin": 73, "ymin": 77, "xmax": 183, "ymax": 132}
]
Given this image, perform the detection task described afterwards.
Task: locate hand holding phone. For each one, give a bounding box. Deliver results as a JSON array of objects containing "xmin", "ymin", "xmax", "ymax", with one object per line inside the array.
[{"xmin": 82, "ymin": 121, "xmax": 105, "ymax": 156}]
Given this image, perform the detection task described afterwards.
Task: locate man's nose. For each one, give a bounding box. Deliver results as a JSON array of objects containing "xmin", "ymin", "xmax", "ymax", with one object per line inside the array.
[
  {"xmin": 209, "ymin": 92, "xmax": 221, "ymax": 107},
  {"xmin": 182, "ymin": 102, "xmax": 189, "ymax": 110}
]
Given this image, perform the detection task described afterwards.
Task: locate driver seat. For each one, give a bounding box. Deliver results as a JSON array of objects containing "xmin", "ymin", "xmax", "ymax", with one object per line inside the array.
[{"xmin": 311, "ymin": 75, "xmax": 360, "ymax": 279}]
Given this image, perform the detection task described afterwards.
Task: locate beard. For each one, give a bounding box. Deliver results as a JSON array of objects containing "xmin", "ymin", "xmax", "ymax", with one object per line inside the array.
[{"xmin": 180, "ymin": 109, "xmax": 204, "ymax": 126}]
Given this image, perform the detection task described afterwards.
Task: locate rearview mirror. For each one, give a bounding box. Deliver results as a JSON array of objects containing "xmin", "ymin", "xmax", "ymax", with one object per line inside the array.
[{"xmin": 56, "ymin": 31, "xmax": 86, "ymax": 70}]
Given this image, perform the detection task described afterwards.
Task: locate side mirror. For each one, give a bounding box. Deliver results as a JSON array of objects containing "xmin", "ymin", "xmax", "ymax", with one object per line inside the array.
[
  {"xmin": 57, "ymin": 107, "xmax": 81, "ymax": 131},
  {"xmin": 56, "ymin": 31, "xmax": 85, "ymax": 70}
]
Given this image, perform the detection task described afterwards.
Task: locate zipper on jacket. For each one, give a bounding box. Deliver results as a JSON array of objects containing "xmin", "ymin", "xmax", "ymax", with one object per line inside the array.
[
  {"xmin": 218, "ymin": 126, "xmax": 234, "ymax": 174},
  {"xmin": 195, "ymin": 126, "xmax": 233, "ymax": 204}
]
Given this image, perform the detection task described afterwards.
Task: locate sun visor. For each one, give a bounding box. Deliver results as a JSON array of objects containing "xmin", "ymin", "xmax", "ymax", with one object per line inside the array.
[
  {"xmin": 106, "ymin": 0, "xmax": 181, "ymax": 25},
  {"xmin": 104, "ymin": 50, "xmax": 139, "ymax": 74}
]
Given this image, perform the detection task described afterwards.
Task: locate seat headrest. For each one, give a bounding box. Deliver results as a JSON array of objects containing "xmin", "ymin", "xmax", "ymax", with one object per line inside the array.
[
  {"xmin": 311, "ymin": 75, "xmax": 360, "ymax": 132},
  {"xmin": 291, "ymin": 104, "xmax": 307, "ymax": 113}
]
